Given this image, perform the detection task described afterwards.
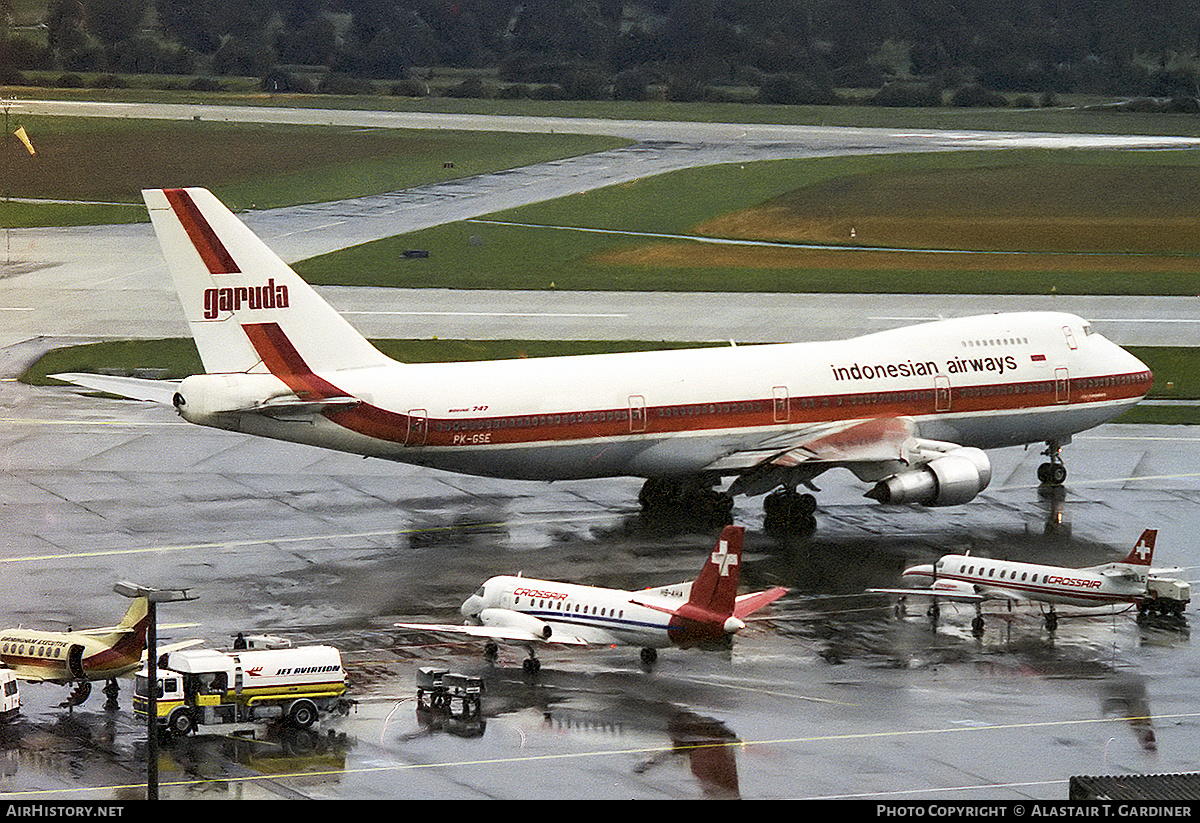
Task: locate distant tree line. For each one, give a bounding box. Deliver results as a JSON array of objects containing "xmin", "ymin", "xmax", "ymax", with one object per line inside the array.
[{"xmin": 3, "ymin": 0, "xmax": 1199, "ymax": 104}]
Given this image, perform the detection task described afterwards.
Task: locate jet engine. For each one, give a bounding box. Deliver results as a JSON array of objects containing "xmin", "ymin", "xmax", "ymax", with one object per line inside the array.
[
  {"xmin": 865, "ymin": 447, "xmax": 992, "ymax": 507},
  {"xmin": 171, "ymin": 373, "xmax": 291, "ymax": 423},
  {"xmin": 477, "ymin": 608, "xmax": 554, "ymax": 639}
]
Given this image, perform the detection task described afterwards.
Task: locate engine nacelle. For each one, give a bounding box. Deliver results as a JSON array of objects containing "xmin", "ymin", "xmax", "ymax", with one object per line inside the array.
[
  {"xmin": 866, "ymin": 447, "xmax": 991, "ymax": 507},
  {"xmin": 929, "ymin": 578, "xmax": 980, "ymax": 597},
  {"xmin": 478, "ymin": 608, "xmax": 553, "ymax": 639},
  {"xmin": 172, "ymin": 373, "xmax": 291, "ymax": 424}
]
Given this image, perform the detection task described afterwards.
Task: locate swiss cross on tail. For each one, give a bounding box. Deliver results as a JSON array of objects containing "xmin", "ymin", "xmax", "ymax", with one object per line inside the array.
[
  {"xmin": 1122, "ymin": 529, "xmax": 1157, "ymax": 566},
  {"xmin": 685, "ymin": 525, "xmax": 745, "ymax": 618},
  {"xmin": 711, "ymin": 537, "xmax": 739, "ymax": 577}
]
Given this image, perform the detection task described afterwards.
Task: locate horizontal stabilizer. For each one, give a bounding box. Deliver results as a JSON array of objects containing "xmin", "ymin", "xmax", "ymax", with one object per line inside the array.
[
  {"xmin": 249, "ymin": 394, "xmax": 360, "ymax": 417},
  {"xmin": 51, "ymin": 373, "xmax": 178, "ymax": 405},
  {"xmin": 734, "ymin": 586, "xmax": 789, "ymax": 619}
]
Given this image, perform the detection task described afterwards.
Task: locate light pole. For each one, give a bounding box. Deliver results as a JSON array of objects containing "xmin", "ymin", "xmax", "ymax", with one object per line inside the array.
[{"xmin": 113, "ymin": 582, "xmax": 197, "ymax": 801}]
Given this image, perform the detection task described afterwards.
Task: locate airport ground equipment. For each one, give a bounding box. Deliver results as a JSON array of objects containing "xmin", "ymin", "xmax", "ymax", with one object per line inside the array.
[
  {"xmin": 0, "ymin": 670, "xmax": 19, "ymax": 720},
  {"xmin": 1139, "ymin": 576, "xmax": 1191, "ymax": 619},
  {"xmin": 415, "ymin": 667, "xmax": 483, "ymax": 720},
  {"xmin": 133, "ymin": 645, "xmax": 351, "ymax": 737}
]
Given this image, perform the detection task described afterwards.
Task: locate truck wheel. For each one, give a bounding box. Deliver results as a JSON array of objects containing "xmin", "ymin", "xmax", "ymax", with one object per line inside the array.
[
  {"xmin": 288, "ymin": 700, "xmax": 317, "ymax": 729},
  {"xmin": 168, "ymin": 709, "xmax": 194, "ymax": 736}
]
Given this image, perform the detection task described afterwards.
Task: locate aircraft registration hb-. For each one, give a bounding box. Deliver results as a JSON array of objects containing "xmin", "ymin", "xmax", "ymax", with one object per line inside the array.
[
  {"xmin": 396, "ymin": 525, "xmax": 788, "ymax": 672},
  {"xmin": 0, "ymin": 597, "xmax": 149, "ymax": 707},
  {"xmin": 869, "ymin": 528, "xmax": 1190, "ymax": 634},
  {"xmin": 54, "ymin": 188, "xmax": 1153, "ymax": 531}
]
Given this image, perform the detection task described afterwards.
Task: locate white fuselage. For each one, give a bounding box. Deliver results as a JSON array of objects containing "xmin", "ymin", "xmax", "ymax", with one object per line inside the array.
[
  {"xmin": 904, "ymin": 556, "xmax": 1148, "ymax": 609},
  {"xmin": 466, "ymin": 575, "xmax": 695, "ymax": 650},
  {"xmin": 187, "ymin": 311, "xmax": 1151, "ymax": 484}
]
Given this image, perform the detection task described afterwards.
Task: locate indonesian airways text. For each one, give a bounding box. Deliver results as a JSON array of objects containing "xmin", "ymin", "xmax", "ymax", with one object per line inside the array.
[{"xmin": 831, "ymin": 356, "xmax": 1019, "ymax": 382}]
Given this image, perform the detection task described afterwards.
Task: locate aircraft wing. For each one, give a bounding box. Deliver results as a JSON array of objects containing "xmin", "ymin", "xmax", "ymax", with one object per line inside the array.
[
  {"xmin": 714, "ymin": 417, "xmax": 937, "ymax": 495},
  {"xmin": 394, "ymin": 622, "xmax": 589, "ymax": 646},
  {"xmin": 867, "ymin": 587, "xmax": 985, "ymax": 603},
  {"xmin": 51, "ymin": 373, "xmax": 179, "ymax": 405}
]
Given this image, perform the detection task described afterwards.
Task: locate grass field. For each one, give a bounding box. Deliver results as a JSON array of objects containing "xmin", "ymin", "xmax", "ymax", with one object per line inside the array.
[
  {"xmin": 295, "ymin": 148, "xmax": 1200, "ymax": 296},
  {"xmin": 0, "ymin": 117, "xmax": 627, "ymax": 225}
]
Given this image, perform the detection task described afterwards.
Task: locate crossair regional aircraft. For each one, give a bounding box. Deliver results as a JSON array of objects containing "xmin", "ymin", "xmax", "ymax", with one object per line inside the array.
[
  {"xmin": 396, "ymin": 525, "xmax": 788, "ymax": 672},
  {"xmin": 54, "ymin": 188, "xmax": 1153, "ymax": 532},
  {"xmin": 0, "ymin": 598, "xmax": 149, "ymax": 707},
  {"xmin": 869, "ymin": 529, "xmax": 1187, "ymax": 634}
]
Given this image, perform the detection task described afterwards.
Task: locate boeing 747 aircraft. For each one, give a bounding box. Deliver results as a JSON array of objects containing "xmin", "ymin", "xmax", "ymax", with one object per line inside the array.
[{"xmin": 54, "ymin": 188, "xmax": 1153, "ymax": 531}]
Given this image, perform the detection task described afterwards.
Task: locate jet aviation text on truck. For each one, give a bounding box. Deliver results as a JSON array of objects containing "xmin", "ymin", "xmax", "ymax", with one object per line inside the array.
[{"xmin": 54, "ymin": 188, "xmax": 1153, "ymax": 531}]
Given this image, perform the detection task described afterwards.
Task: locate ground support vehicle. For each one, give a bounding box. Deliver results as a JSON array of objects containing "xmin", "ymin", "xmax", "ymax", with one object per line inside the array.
[
  {"xmin": 1139, "ymin": 577, "xmax": 1191, "ymax": 619},
  {"xmin": 134, "ymin": 645, "xmax": 351, "ymax": 737},
  {"xmin": 415, "ymin": 667, "xmax": 483, "ymax": 720},
  {"xmin": 0, "ymin": 671, "xmax": 18, "ymax": 721}
]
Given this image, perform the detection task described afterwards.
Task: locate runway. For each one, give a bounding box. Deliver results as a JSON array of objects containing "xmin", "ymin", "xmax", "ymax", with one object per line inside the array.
[
  {"xmin": 2, "ymin": 103, "xmax": 1200, "ymax": 800},
  {"xmin": 4, "ymin": 102, "xmax": 1200, "ymax": 351}
]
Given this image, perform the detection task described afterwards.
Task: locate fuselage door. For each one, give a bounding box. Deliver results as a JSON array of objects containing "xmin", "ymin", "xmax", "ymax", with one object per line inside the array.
[
  {"xmin": 1062, "ymin": 325, "xmax": 1077, "ymax": 350},
  {"xmin": 405, "ymin": 410, "xmax": 428, "ymax": 446},
  {"xmin": 629, "ymin": 395, "xmax": 646, "ymax": 433},
  {"xmin": 773, "ymin": 386, "xmax": 790, "ymax": 423},
  {"xmin": 1055, "ymin": 368, "xmax": 1070, "ymax": 404},
  {"xmin": 934, "ymin": 375, "xmax": 951, "ymax": 412}
]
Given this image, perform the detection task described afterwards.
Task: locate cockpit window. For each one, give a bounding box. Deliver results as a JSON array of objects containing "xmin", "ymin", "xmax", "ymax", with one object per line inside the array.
[
  {"xmin": 1083, "ymin": 324, "xmax": 1094, "ymax": 336},
  {"xmin": 474, "ymin": 586, "xmax": 485, "ymax": 598}
]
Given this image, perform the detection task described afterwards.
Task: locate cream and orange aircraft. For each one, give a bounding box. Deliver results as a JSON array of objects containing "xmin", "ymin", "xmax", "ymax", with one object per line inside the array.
[
  {"xmin": 0, "ymin": 597, "xmax": 149, "ymax": 707},
  {"xmin": 54, "ymin": 189, "xmax": 1154, "ymax": 531}
]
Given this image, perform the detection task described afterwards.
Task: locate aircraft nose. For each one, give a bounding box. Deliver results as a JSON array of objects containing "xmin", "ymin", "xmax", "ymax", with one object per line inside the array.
[{"xmin": 460, "ymin": 595, "xmax": 483, "ymax": 619}]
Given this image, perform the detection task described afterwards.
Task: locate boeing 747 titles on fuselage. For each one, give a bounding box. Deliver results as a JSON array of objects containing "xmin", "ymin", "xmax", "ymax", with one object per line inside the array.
[
  {"xmin": 396, "ymin": 525, "xmax": 788, "ymax": 672},
  {"xmin": 54, "ymin": 188, "xmax": 1153, "ymax": 532}
]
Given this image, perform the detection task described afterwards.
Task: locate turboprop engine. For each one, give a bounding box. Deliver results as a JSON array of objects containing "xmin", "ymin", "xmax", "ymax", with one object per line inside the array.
[
  {"xmin": 477, "ymin": 608, "xmax": 554, "ymax": 639},
  {"xmin": 865, "ymin": 447, "xmax": 992, "ymax": 507}
]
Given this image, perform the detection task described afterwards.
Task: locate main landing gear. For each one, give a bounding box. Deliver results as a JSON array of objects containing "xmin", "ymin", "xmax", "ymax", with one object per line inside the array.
[
  {"xmin": 484, "ymin": 639, "xmax": 543, "ymax": 675},
  {"xmin": 638, "ymin": 477, "xmax": 733, "ymax": 528},
  {"xmin": 763, "ymin": 488, "xmax": 817, "ymax": 535},
  {"xmin": 1037, "ymin": 440, "xmax": 1068, "ymax": 487},
  {"xmin": 638, "ymin": 476, "xmax": 821, "ymax": 535}
]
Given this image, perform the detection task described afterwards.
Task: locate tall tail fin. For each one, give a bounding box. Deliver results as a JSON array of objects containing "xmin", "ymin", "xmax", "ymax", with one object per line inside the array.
[
  {"xmin": 97, "ymin": 596, "xmax": 149, "ymax": 649},
  {"xmin": 685, "ymin": 525, "xmax": 745, "ymax": 618},
  {"xmin": 143, "ymin": 188, "xmax": 393, "ymax": 375},
  {"xmin": 1121, "ymin": 529, "xmax": 1157, "ymax": 567}
]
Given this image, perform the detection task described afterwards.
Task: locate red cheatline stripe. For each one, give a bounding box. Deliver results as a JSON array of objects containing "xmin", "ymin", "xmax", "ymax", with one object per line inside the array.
[
  {"xmin": 239, "ymin": 320, "xmax": 1153, "ymax": 450},
  {"xmin": 163, "ymin": 188, "xmax": 241, "ymax": 275},
  {"xmin": 242, "ymin": 323, "xmax": 341, "ymax": 399},
  {"xmin": 242, "ymin": 322, "xmax": 414, "ymax": 441}
]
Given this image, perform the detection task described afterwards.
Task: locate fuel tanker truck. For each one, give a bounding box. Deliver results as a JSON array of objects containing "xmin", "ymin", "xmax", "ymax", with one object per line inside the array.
[{"xmin": 134, "ymin": 644, "xmax": 351, "ymax": 736}]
